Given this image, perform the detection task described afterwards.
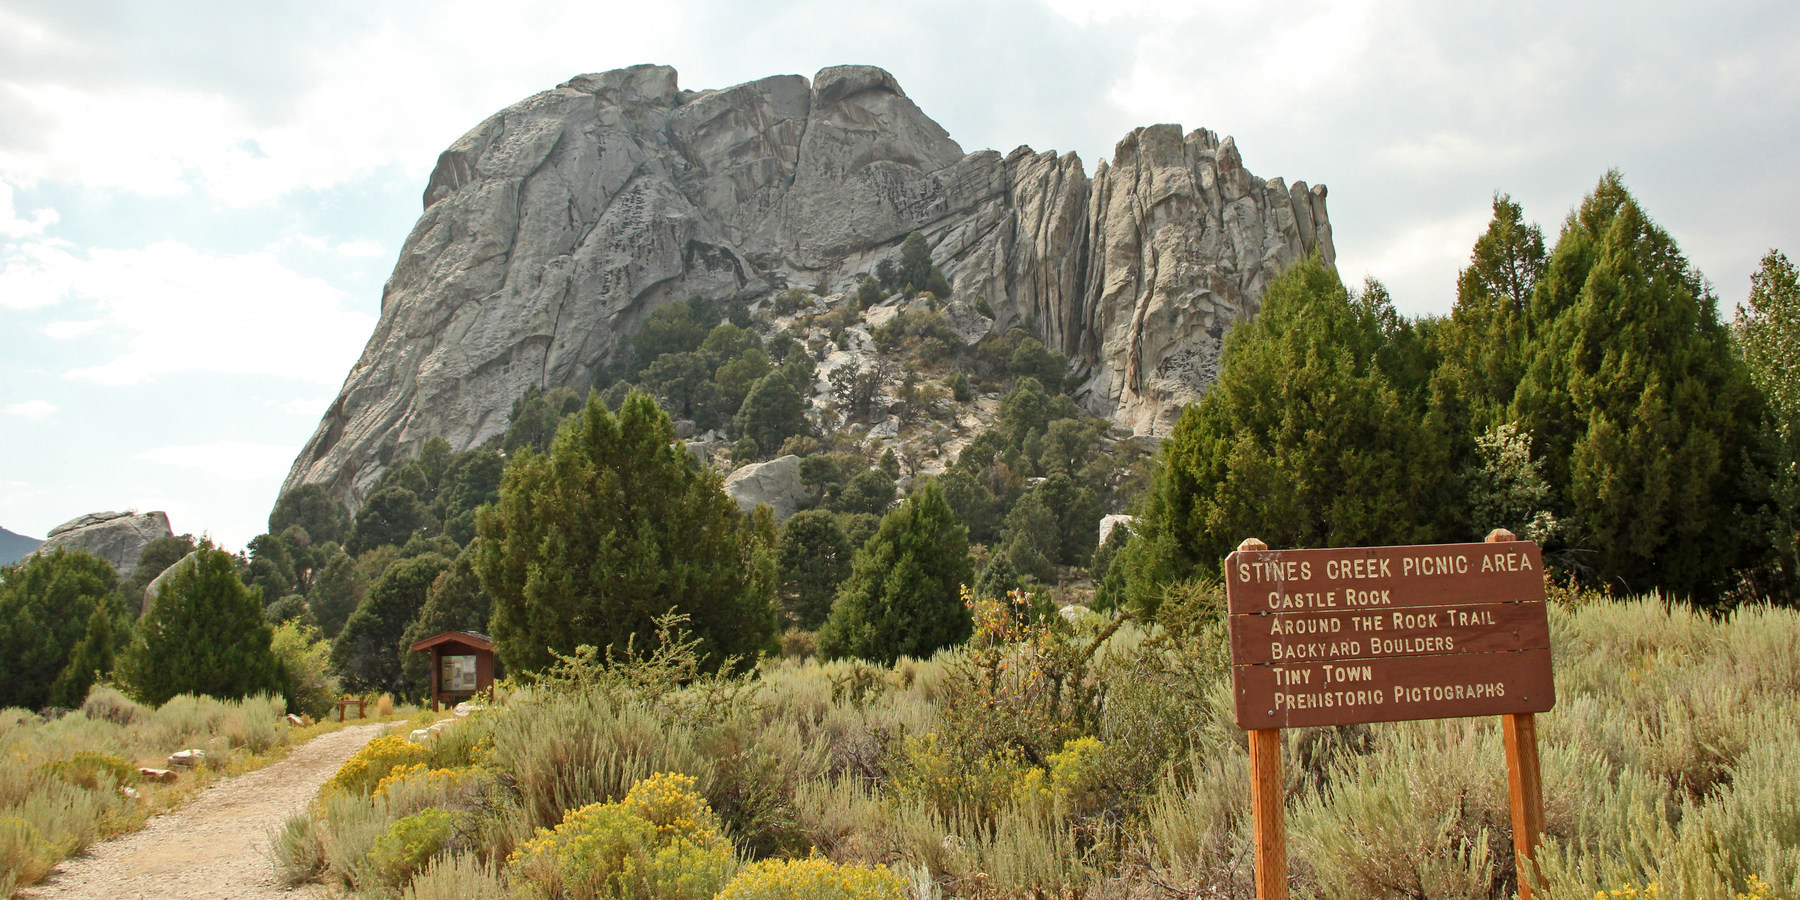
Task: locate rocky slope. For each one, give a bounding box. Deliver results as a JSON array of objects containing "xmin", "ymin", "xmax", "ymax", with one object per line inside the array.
[{"xmin": 284, "ymin": 64, "xmax": 1333, "ymax": 508}]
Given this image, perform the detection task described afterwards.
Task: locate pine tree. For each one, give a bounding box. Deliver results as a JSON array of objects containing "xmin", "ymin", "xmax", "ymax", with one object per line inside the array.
[
  {"xmin": 1436, "ymin": 194, "xmax": 1545, "ymax": 428},
  {"xmin": 0, "ymin": 547, "xmax": 116, "ymax": 709},
  {"xmin": 0, "ymin": 549, "xmax": 115, "ymax": 709},
  {"xmin": 1114, "ymin": 255, "xmax": 1457, "ymax": 617},
  {"xmin": 399, "ymin": 546, "xmax": 491, "ymax": 689},
  {"xmin": 1737, "ymin": 250, "xmax": 1800, "ymax": 594},
  {"xmin": 122, "ymin": 542, "xmax": 282, "ymax": 706},
  {"xmin": 776, "ymin": 510, "xmax": 853, "ymax": 629},
  {"xmin": 734, "ymin": 371, "xmax": 810, "ymax": 455},
  {"xmin": 49, "ymin": 601, "xmax": 120, "ymax": 708},
  {"xmin": 1511, "ymin": 173, "xmax": 1768, "ymax": 598},
  {"xmin": 269, "ymin": 484, "xmax": 352, "ymax": 546},
  {"xmin": 476, "ymin": 391, "xmax": 778, "ymax": 675},
  {"xmin": 818, "ymin": 481, "xmax": 973, "ymax": 664},
  {"xmin": 332, "ymin": 552, "xmax": 452, "ymax": 694}
]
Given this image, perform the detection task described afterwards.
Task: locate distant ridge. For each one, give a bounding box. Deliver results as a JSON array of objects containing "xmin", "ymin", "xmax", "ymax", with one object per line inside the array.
[{"xmin": 0, "ymin": 526, "xmax": 43, "ymax": 567}]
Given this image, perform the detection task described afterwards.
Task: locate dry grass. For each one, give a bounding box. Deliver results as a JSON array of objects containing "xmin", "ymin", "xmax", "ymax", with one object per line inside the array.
[
  {"xmin": 278, "ymin": 593, "xmax": 1800, "ymax": 900},
  {"xmin": 0, "ymin": 687, "xmax": 419, "ymax": 897}
]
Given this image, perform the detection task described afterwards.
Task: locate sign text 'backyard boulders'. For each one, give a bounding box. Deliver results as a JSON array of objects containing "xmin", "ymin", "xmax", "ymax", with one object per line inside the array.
[{"xmin": 1226, "ymin": 540, "xmax": 1554, "ymax": 729}]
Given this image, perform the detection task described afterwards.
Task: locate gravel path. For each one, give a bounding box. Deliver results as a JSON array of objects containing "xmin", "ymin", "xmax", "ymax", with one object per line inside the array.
[{"xmin": 21, "ymin": 722, "xmax": 386, "ymax": 900}]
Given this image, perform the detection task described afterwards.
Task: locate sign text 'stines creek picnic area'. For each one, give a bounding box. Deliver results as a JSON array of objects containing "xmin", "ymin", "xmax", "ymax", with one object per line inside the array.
[{"xmin": 1227, "ymin": 541, "xmax": 1554, "ymax": 729}]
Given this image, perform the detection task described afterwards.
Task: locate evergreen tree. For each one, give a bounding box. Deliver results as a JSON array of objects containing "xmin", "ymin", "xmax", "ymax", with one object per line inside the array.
[
  {"xmin": 270, "ymin": 484, "xmax": 352, "ymax": 547},
  {"xmin": 0, "ymin": 549, "xmax": 115, "ymax": 709},
  {"xmin": 899, "ymin": 231, "xmax": 934, "ymax": 294},
  {"xmin": 998, "ymin": 488, "xmax": 1059, "ymax": 582},
  {"xmin": 307, "ymin": 543, "xmax": 359, "ymax": 638},
  {"xmin": 127, "ymin": 534, "xmax": 198, "ymax": 604},
  {"xmin": 857, "ymin": 275, "xmax": 884, "ymax": 309},
  {"xmin": 399, "ymin": 546, "xmax": 492, "ymax": 689},
  {"xmin": 504, "ymin": 386, "xmax": 586, "ymax": 453},
  {"xmin": 1737, "ymin": 250, "xmax": 1800, "ymax": 594},
  {"xmin": 121, "ymin": 542, "xmax": 281, "ymax": 706},
  {"xmin": 349, "ymin": 486, "xmax": 431, "ymax": 554},
  {"xmin": 631, "ymin": 301, "xmax": 709, "ymax": 373},
  {"xmin": 818, "ymin": 481, "xmax": 973, "ymax": 664},
  {"xmin": 245, "ymin": 532, "xmax": 297, "ymax": 603},
  {"xmin": 938, "ymin": 467, "xmax": 1001, "ymax": 545},
  {"xmin": 833, "ymin": 468, "xmax": 897, "ymax": 516},
  {"xmin": 49, "ymin": 601, "xmax": 120, "ymax": 708},
  {"xmin": 1511, "ymin": 173, "xmax": 1768, "ymax": 598},
  {"xmin": 776, "ymin": 511, "xmax": 853, "ymax": 629},
  {"xmin": 331, "ymin": 552, "xmax": 452, "ymax": 694},
  {"xmin": 1436, "ymin": 194, "xmax": 1545, "ymax": 428},
  {"xmin": 475, "ymin": 391, "xmax": 778, "ymax": 675},
  {"xmin": 1115, "ymin": 255, "xmax": 1457, "ymax": 617},
  {"xmin": 734, "ymin": 371, "xmax": 811, "ymax": 455}
]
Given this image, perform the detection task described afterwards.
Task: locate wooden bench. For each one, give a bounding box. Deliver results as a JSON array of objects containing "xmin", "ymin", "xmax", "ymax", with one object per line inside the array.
[{"xmin": 336, "ymin": 696, "xmax": 368, "ymax": 722}]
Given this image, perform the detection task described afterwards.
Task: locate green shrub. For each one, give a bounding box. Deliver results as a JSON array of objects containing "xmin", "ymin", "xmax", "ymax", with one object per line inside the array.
[
  {"xmin": 364, "ymin": 807, "xmax": 462, "ymax": 893},
  {"xmin": 38, "ymin": 752, "xmax": 136, "ymax": 791},
  {"xmin": 717, "ymin": 857, "xmax": 907, "ymax": 899}
]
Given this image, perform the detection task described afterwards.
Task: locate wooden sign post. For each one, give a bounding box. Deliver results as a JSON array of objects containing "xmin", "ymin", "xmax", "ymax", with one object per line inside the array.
[{"xmin": 1227, "ymin": 530, "xmax": 1553, "ymax": 900}]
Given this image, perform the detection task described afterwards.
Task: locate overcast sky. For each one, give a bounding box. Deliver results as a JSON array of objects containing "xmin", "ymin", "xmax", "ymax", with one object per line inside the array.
[{"xmin": 3, "ymin": 0, "xmax": 1796, "ymax": 550}]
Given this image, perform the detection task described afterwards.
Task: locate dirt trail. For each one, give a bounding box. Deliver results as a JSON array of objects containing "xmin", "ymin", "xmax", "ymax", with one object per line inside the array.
[{"xmin": 21, "ymin": 722, "xmax": 386, "ymax": 900}]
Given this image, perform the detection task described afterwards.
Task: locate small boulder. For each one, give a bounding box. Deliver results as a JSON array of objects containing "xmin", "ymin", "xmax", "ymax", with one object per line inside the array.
[
  {"xmin": 453, "ymin": 702, "xmax": 474, "ymax": 717},
  {"xmin": 138, "ymin": 767, "xmax": 177, "ymax": 784},
  {"xmin": 722, "ymin": 455, "xmax": 813, "ymax": 522},
  {"xmin": 408, "ymin": 728, "xmax": 431, "ymax": 744},
  {"xmin": 285, "ymin": 714, "xmax": 305, "ymax": 727},
  {"xmin": 168, "ymin": 749, "xmax": 204, "ymax": 768}
]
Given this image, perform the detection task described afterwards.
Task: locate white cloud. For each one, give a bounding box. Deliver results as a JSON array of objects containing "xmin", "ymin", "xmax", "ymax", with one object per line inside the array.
[
  {"xmin": 42, "ymin": 318, "xmax": 101, "ymax": 338},
  {"xmin": 135, "ymin": 442, "xmax": 298, "ymax": 482},
  {"xmin": 0, "ymin": 1, "xmax": 685, "ymax": 205},
  {"xmin": 3, "ymin": 399, "xmax": 55, "ymax": 418},
  {"xmin": 0, "ymin": 180, "xmax": 55, "ymax": 238},
  {"xmin": 0, "ymin": 239, "xmax": 374, "ymax": 384}
]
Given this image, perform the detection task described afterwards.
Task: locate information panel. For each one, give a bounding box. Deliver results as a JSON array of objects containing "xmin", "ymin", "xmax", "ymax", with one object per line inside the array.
[{"xmin": 1227, "ymin": 541, "xmax": 1553, "ymax": 729}]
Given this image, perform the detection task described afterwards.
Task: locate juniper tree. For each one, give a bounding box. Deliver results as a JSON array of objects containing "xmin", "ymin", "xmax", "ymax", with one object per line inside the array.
[
  {"xmin": 122, "ymin": 542, "xmax": 281, "ymax": 706},
  {"xmin": 0, "ymin": 549, "xmax": 116, "ymax": 709},
  {"xmin": 1511, "ymin": 173, "xmax": 1768, "ymax": 598},
  {"xmin": 331, "ymin": 551, "xmax": 452, "ymax": 694},
  {"xmin": 776, "ymin": 510, "xmax": 853, "ymax": 629},
  {"xmin": 1113, "ymin": 255, "xmax": 1457, "ymax": 617},
  {"xmin": 818, "ymin": 481, "xmax": 973, "ymax": 664},
  {"xmin": 476, "ymin": 391, "xmax": 778, "ymax": 675},
  {"xmin": 1737, "ymin": 250, "xmax": 1800, "ymax": 594}
]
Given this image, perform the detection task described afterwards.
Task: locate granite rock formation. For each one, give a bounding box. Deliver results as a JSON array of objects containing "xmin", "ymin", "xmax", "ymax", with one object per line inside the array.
[
  {"xmin": 721, "ymin": 454, "xmax": 813, "ymax": 522},
  {"xmin": 35, "ymin": 511, "xmax": 172, "ymax": 579},
  {"xmin": 285, "ymin": 64, "xmax": 1332, "ymax": 508}
]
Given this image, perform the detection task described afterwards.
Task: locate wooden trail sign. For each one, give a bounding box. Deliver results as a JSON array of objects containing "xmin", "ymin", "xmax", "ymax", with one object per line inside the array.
[{"xmin": 1230, "ymin": 531, "xmax": 1554, "ymax": 900}]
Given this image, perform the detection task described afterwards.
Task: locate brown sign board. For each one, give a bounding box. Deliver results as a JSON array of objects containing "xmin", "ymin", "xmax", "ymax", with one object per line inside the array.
[{"xmin": 1227, "ymin": 541, "xmax": 1554, "ymax": 729}]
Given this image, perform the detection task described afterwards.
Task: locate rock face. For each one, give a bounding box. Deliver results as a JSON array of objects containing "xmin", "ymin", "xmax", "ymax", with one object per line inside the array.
[
  {"xmin": 140, "ymin": 549, "xmax": 198, "ymax": 616},
  {"xmin": 35, "ymin": 511, "xmax": 172, "ymax": 579},
  {"xmin": 285, "ymin": 64, "xmax": 1333, "ymax": 508},
  {"xmin": 722, "ymin": 455, "xmax": 812, "ymax": 521}
]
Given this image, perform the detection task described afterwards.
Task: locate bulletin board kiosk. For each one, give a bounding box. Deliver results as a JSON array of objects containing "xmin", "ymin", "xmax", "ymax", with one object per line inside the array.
[{"xmin": 409, "ymin": 630, "xmax": 497, "ymax": 711}]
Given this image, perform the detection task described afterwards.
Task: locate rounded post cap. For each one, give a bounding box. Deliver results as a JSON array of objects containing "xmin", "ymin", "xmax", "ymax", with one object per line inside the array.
[
  {"xmin": 1484, "ymin": 528, "xmax": 1519, "ymax": 543},
  {"xmin": 1237, "ymin": 537, "xmax": 1268, "ymax": 552}
]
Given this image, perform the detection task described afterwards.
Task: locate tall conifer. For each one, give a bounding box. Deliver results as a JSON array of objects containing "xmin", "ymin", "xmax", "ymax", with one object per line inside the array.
[
  {"xmin": 476, "ymin": 391, "xmax": 778, "ymax": 675},
  {"xmin": 1511, "ymin": 173, "xmax": 1768, "ymax": 597}
]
